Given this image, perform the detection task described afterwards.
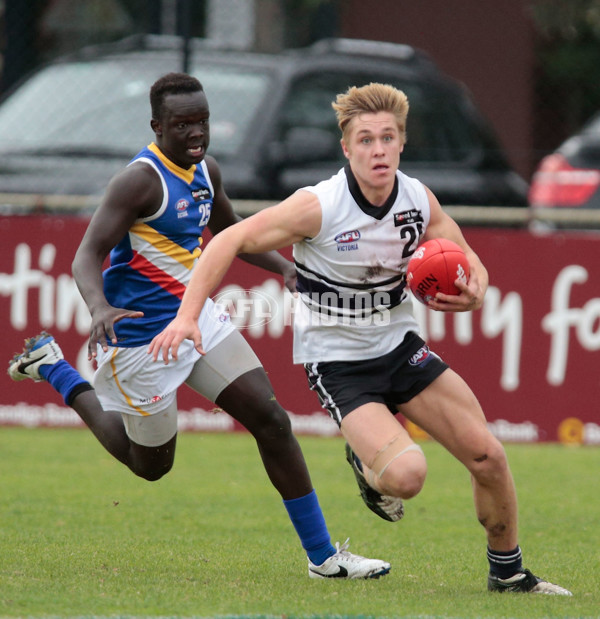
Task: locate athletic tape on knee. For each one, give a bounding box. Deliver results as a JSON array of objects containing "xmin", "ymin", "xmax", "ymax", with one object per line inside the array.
[
  {"xmin": 378, "ymin": 444, "xmax": 424, "ymax": 479},
  {"xmin": 368, "ymin": 435, "xmax": 424, "ymax": 482}
]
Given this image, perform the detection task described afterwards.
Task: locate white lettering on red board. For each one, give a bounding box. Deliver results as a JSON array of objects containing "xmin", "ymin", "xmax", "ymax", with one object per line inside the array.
[
  {"xmin": 1, "ymin": 243, "xmax": 90, "ymax": 334},
  {"xmin": 542, "ymin": 265, "xmax": 600, "ymax": 385},
  {"xmin": 2, "ymin": 243, "xmax": 599, "ymax": 391},
  {"xmin": 413, "ymin": 287, "xmax": 522, "ymax": 391}
]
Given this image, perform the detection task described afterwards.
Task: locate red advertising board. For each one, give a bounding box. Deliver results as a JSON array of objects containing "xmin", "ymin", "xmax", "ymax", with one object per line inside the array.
[{"xmin": 2, "ymin": 216, "xmax": 599, "ymax": 444}]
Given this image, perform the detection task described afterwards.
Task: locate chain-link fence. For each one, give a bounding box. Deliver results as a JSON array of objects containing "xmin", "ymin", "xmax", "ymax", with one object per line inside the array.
[
  {"xmin": 1, "ymin": 0, "xmax": 341, "ymax": 92},
  {"xmin": 1, "ymin": 0, "xmax": 599, "ymax": 214}
]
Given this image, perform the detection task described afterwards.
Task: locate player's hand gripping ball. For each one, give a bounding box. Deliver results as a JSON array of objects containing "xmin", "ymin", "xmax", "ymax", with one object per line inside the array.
[{"xmin": 406, "ymin": 239, "xmax": 469, "ymax": 305}]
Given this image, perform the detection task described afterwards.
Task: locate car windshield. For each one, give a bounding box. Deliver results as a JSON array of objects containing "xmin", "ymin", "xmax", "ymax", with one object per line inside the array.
[
  {"xmin": 277, "ymin": 70, "xmax": 482, "ymax": 165},
  {"xmin": 0, "ymin": 60, "xmax": 270, "ymax": 158}
]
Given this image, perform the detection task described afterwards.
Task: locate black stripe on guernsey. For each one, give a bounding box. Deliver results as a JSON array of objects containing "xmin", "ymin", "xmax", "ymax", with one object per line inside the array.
[
  {"xmin": 294, "ymin": 259, "xmax": 404, "ymax": 290},
  {"xmin": 300, "ymin": 294, "xmax": 404, "ymax": 318},
  {"xmin": 345, "ymin": 164, "xmax": 399, "ymax": 220},
  {"xmin": 296, "ymin": 271, "xmax": 407, "ymax": 317}
]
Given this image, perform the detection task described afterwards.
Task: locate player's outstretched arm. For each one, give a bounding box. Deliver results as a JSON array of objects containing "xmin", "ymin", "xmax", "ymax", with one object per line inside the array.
[
  {"xmin": 73, "ymin": 164, "xmax": 160, "ymax": 355},
  {"xmin": 148, "ymin": 191, "xmax": 322, "ymax": 362},
  {"xmin": 205, "ymin": 156, "xmax": 297, "ymax": 292}
]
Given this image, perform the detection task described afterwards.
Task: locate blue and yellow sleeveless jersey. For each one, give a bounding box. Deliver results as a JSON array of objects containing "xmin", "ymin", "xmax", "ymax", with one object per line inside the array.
[{"xmin": 103, "ymin": 143, "xmax": 213, "ymax": 346}]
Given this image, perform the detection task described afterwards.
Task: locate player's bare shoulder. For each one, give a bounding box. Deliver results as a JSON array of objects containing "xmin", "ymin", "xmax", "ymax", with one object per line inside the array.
[
  {"xmin": 105, "ymin": 159, "xmax": 163, "ymax": 219},
  {"xmin": 274, "ymin": 189, "xmax": 322, "ymax": 241}
]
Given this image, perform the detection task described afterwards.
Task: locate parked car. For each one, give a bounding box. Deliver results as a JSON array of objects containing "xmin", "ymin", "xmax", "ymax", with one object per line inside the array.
[
  {"xmin": 529, "ymin": 112, "xmax": 600, "ymax": 209},
  {"xmin": 0, "ymin": 35, "xmax": 528, "ymax": 214}
]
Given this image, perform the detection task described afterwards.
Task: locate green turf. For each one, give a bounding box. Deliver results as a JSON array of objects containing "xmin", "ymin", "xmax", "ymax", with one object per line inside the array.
[{"xmin": 0, "ymin": 427, "xmax": 598, "ymax": 618}]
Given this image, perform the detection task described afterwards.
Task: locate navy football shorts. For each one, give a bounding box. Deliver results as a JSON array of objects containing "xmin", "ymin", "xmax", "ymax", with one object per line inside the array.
[{"xmin": 304, "ymin": 331, "xmax": 448, "ymax": 426}]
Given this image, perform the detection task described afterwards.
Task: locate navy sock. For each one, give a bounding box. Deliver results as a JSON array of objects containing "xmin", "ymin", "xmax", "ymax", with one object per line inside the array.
[
  {"xmin": 487, "ymin": 545, "xmax": 523, "ymax": 578},
  {"xmin": 40, "ymin": 360, "xmax": 90, "ymax": 406},
  {"xmin": 283, "ymin": 490, "xmax": 336, "ymax": 566}
]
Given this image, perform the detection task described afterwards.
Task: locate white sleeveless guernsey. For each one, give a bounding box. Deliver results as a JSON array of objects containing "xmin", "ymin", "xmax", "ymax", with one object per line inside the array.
[{"xmin": 292, "ymin": 165, "xmax": 430, "ymax": 364}]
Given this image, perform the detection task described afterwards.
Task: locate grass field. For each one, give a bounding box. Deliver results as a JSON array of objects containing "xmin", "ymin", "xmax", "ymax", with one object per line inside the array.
[{"xmin": 1, "ymin": 427, "xmax": 598, "ymax": 619}]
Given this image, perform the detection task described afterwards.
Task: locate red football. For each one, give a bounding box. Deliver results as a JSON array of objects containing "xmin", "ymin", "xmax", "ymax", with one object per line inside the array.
[{"xmin": 406, "ymin": 239, "xmax": 469, "ymax": 304}]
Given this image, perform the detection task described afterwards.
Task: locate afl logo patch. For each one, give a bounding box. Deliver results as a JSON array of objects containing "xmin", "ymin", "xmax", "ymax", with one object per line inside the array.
[
  {"xmin": 335, "ymin": 230, "xmax": 361, "ymax": 244},
  {"xmin": 409, "ymin": 345, "xmax": 433, "ymax": 366},
  {"xmin": 175, "ymin": 199, "xmax": 189, "ymax": 211}
]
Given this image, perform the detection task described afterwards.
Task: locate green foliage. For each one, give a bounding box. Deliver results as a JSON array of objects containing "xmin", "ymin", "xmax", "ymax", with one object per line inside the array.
[
  {"xmin": 1, "ymin": 428, "xmax": 599, "ymax": 618},
  {"xmin": 531, "ymin": 0, "xmax": 600, "ymax": 140}
]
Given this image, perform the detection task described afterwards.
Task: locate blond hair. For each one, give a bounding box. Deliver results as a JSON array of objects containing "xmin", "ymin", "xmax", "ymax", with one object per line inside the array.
[{"xmin": 332, "ymin": 83, "xmax": 409, "ymax": 144}]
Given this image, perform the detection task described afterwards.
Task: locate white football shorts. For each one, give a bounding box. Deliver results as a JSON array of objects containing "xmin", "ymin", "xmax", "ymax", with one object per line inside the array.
[{"xmin": 93, "ymin": 297, "xmax": 261, "ymax": 446}]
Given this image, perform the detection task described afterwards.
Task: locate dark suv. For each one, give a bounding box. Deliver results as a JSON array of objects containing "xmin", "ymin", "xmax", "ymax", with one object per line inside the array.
[{"xmin": 0, "ymin": 35, "xmax": 527, "ymax": 213}]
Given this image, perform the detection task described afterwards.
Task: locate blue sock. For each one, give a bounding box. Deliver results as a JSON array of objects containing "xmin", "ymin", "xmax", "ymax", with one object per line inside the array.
[
  {"xmin": 40, "ymin": 360, "xmax": 90, "ymax": 406},
  {"xmin": 283, "ymin": 489, "xmax": 336, "ymax": 566}
]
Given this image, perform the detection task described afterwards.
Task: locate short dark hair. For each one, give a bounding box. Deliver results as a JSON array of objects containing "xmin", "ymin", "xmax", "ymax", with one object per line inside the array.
[{"xmin": 150, "ymin": 73, "xmax": 203, "ymax": 120}]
